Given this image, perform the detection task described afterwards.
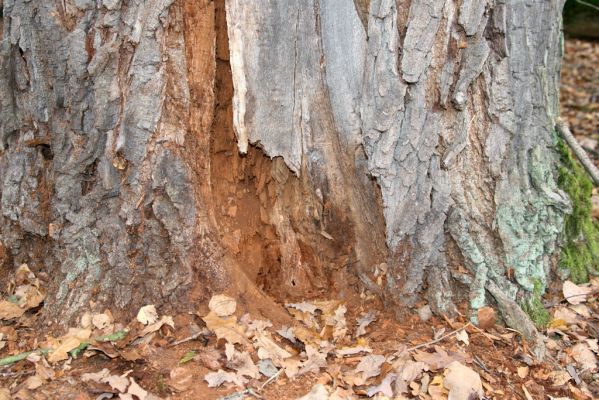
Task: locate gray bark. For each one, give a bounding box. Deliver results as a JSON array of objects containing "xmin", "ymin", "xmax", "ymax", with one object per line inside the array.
[{"xmin": 0, "ymin": 0, "xmax": 569, "ymax": 354}]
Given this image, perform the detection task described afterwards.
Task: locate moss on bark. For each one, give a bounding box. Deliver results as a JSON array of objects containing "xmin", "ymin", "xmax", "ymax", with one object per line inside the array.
[
  {"xmin": 521, "ymin": 279, "xmax": 551, "ymax": 328},
  {"xmin": 557, "ymin": 139, "xmax": 599, "ymax": 283}
]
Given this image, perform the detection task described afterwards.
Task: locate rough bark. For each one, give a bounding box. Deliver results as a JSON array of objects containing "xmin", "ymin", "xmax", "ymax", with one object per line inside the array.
[{"xmin": 0, "ymin": 0, "xmax": 568, "ymax": 355}]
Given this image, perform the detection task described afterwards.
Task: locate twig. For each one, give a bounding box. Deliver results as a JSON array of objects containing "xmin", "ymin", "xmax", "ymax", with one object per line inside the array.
[
  {"xmin": 168, "ymin": 331, "xmax": 205, "ymax": 348},
  {"xmin": 556, "ymin": 119, "xmax": 599, "ymax": 186},
  {"xmin": 576, "ymin": 0, "xmax": 599, "ymax": 12},
  {"xmin": 406, "ymin": 322, "xmax": 472, "ymax": 352},
  {"xmin": 259, "ymin": 367, "xmax": 284, "ymax": 390}
]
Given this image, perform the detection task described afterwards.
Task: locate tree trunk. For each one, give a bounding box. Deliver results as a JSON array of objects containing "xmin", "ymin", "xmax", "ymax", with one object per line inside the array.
[{"xmin": 0, "ymin": 0, "xmax": 568, "ymax": 355}]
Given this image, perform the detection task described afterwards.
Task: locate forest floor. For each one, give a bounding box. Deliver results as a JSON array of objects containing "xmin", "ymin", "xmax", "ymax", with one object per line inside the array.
[{"xmin": 0, "ymin": 40, "xmax": 598, "ymax": 400}]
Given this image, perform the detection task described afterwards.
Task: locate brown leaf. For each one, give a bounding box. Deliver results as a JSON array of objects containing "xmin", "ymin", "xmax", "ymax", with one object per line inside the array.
[
  {"xmin": 137, "ymin": 305, "xmax": 158, "ymax": 325},
  {"xmin": 209, "ymin": 295, "xmax": 237, "ymax": 317},
  {"xmin": 202, "ymin": 312, "xmax": 248, "ymax": 345},
  {"xmin": 563, "ymin": 281, "xmax": 592, "ymax": 305},
  {"xmin": 355, "ymin": 354, "xmax": 386, "ymax": 382},
  {"xmin": 204, "ymin": 369, "xmax": 247, "ymax": 387},
  {"xmin": 413, "ymin": 346, "xmax": 468, "ymax": 371},
  {"xmin": 443, "ymin": 361, "xmax": 483, "ymax": 400},
  {"xmin": 0, "ymin": 301, "xmax": 24, "ymax": 320},
  {"xmin": 225, "ymin": 343, "xmax": 259, "ymax": 378}
]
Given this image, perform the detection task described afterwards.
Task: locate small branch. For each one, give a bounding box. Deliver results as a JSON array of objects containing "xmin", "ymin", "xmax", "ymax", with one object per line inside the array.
[
  {"xmin": 556, "ymin": 119, "xmax": 599, "ymax": 186},
  {"xmin": 406, "ymin": 322, "xmax": 472, "ymax": 352},
  {"xmin": 575, "ymin": 0, "xmax": 599, "ymax": 12},
  {"xmin": 259, "ymin": 367, "xmax": 284, "ymax": 390},
  {"xmin": 168, "ymin": 331, "xmax": 205, "ymax": 348}
]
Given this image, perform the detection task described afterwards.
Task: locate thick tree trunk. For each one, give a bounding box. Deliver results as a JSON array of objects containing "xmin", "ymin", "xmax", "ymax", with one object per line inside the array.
[{"xmin": 0, "ymin": 0, "xmax": 568, "ymax": 354}]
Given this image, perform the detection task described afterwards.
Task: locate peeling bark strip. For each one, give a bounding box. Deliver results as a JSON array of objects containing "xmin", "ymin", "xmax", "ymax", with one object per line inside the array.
[{"xmin": 225, "ymin": 0, "xmax": 568, "ymax": 349}]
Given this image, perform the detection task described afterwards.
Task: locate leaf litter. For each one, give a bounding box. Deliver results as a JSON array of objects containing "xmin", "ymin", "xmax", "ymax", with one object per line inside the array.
[{"xmin": 1, "ymin": 273, "xmax": 598, "ymax": 399}]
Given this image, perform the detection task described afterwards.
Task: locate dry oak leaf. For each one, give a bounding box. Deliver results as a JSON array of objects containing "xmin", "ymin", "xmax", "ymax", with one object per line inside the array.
[
  {"xmin": 563, "ymin": 281, "xmax": 593, "ymax": 305},
  {"xmin": 204, "ymin": 369, "xmax": 247, "ymax": 388},
  {"xmin": 356, "ymin": 311, "xmax": 377, "ymax": 337},
  {"xmin": 367, "ymin": 373, "xmax": 397, "ymax": 397},
  {"xmin": 138, "ymin": 315, "xmax": 175, "ymax": 337},
  {"xmin": 413, "ymin": 346, "xmax": 469, "ymax": 371},
  {"xmin": 209, "ymin": 295, "xmax": 237, "ymax": 317},
  {"xmin": 225, "ymin": 343, "xmax": 260, "ymax": 379},
  {"xmin": 570, "ymin": 343, "xmax": 598, "ymax": 372},
  {"xmin": 355, "ymin": 354, "xmax": 386, "ymax": 382},
  {"xmin": 137, "ymin": 305, "xmax": 158, "ymax": 325},
  {"xmin": 443, "ymin": 361, "xmax": 483, "ymax": 400},
  {"xmin": 0, "ymin": 388, "xmax": 10, "ymax": 400},
  {"xmin": 0, "ymin": 301, "xmax": 24, "ymax": 320},
  {"xmin": 48, "ymin": 327, "xmax": 92, "ymax": 363},
  {"xmin": 202, "ymin": 312, "xmax": 248, "ymax": 345},
  {"xmin": 297, "ymin": 345, "xmax": 327, "ymax": 376},
  {"xmin": 253, "ymin": 330, "xmax": 291, "ymax": 362}
]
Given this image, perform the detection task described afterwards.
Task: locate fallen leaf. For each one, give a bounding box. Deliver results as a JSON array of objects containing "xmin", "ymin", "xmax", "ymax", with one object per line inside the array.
[
  {"xmin": 367, "ymin": 373, "xmax": 397, "ymax": 397},
  {"xmin": 0, "ymin": 388, "xmax": 10, "ymax": 400},
  {"xmin": 92, "ymin": 313, "xmax": 113, "ymax": 330},
  {"xmin": 179, "ymin": 350, "xmax": 197, "ymax": 365},
  {"xmin": 547, "ymin": 370, "xmax": 571, "ymax": 386},
  {"xmin": 413, "ymin": 346, "xmax": 468, "ymax": 371},
  {"xmin": 81, "ymin": 368, "xmax": 111, "ymax": 383},
  {"xmin": 286, "ymin": 302, "xmax": 319, "ymax": 315},
  {"xmin": 517, "ymin": 366, "xmax": 529, "ymax": 379},
  {"xmin": 169, "ymin": 367, "xmax": 194, "ymax": 391},
  {"xmin": 428, "ymin": 374, "xmax": 447, "ymax": 399},
  {"xmin": 355, "ymin": 354, "xmax": 386, "ymax": 382},
  {"xmin": 563, "ymin": 281, "xmax": 592, "ymax": 305},
  {"xmin": 204, "ymin": 369, "xmax": 247, "ymax": 387},
  {"xmin": 253, "ymin": 330, "xmax": 291, "ymax": 362},
  {"xmin": 356, "ymin": 311, "xmax": 377, "ymax": 337},
  {"xmin": 139, "ymin": 315, "xmax": 175, "ymax": 337},
  {"xmin": 329, "ymin": 387, "xmax": 355, "ymax": 400},
  {"xmin": 126, "ymin": 378, "xmax": 148, "ymax": 400},
  {"xmin": 137, "ymin": 305, "xmax": 158, "ymax": 325},
  {"xmin": 455, "ymin": 330, "xmax": 469, "ymax": 346},
  {"xmin": 104, "ymin": 375, "xmax": 130, "ymax": 393},
  {"xmin": 298, "ymin": 384, "xmax": 329, "ymax": 400},
  {"xmin": 335, "ymin": 345, "xmax": 373, "ymax": 357},
  {"xmin": 196, "ymin": 349, "xmax": 222, "ymax": 370},
  {"xmin": 202, "ymin": 312, "xmax": 248, "ymax": 345},
  {"xmin": 569, "ymin": 304, "xmax": 591, "ymax": 318},
  {"xmin": 48, "ymin": 328, "xmax": 92, "ymax": 363},
  {"xmin": 209, "ymin": 295, "xmax": 237, "ymax": 317},
  {"xmin": 394, "ymin": 360, "xmax": 427, "ymax": 394},
  {"xmin": 570, "ymin": 343, "xmax": 598, "ymax": 372},
  {"xmin": 0, "ymin": 300, "xmax": 24, "ymax": 320},
  {"xmin": 276, "ymin": 326, "xmax": 296, "ymax": 343},
  {"xmin": 258, "ymin": 359, "xmax": 278, "ymax": 378},
  {"xmin": 298, "ymin": 345, "xmax": 327, "ymax": 376},
  {"xmin": 443, "ymin": 361, "xmax": 483, "ymax": 400},
  {"xmin": 225, "ymin": 343, "xmax": 259, "ymax": 378},
  {"xmin": 24, "ymin": 375, "xmax": 46, "ymax": 390}
]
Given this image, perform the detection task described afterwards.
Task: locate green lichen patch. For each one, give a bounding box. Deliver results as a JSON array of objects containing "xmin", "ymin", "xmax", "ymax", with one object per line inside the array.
[{"xmin": 557, "ymin": 140, "xmax": 599, "ymax": 283}]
